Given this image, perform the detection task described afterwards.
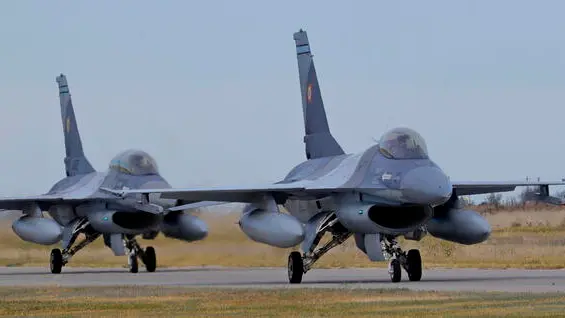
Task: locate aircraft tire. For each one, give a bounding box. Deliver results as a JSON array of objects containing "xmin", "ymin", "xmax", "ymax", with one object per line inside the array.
[
  {"xmin": 50, "ymin": 248, "xmax": 63, "ymax": 274},
  {"xmin": 389, "ymin": 259, "xmax": 401, "ymax": 283},
  {"xmin": 288, "ymin": 251, "xmax": 303, "ymax": 284},
  {"xmin": 143, "ymin": 246, "xmax": 157, "ymax": 272},
  {"xmin": 406, "ymin": 249, "xmax": 422, "ymax": 281},
  {"xmin": 129, "ymin": 254, "xmax": 138, "ymax": 273}
]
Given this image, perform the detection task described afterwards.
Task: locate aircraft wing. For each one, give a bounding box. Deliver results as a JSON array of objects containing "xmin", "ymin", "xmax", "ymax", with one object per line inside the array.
[
  {"xmin": 108, "ymin": 180, "xmax": 565, "ymax": 205},
  {"xmin": 451, "ymin": 180, "xmax": 565, "ymax": 196},
  {"xmin": 104, "ymin": 184, "xmax": 317, "ymax": 203},
  {"xmin": 0, "ymin": 191, "xmax": 227, "ymax": 213},
  {"xmin": 168, "ymin": 201, "xmax": 227, "ymax": 212},
  {"xmin": 0, "ymin": 195, "xmax": 80, "ymax": 211},
  {"xmin": 0, "ymin": 192, "xmax": 118, "ymax": 211}
]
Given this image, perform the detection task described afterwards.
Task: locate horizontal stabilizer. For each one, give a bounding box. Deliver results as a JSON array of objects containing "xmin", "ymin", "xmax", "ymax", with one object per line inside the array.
[
  {"xmin": 452, "ymin": 180, "xmax": 565, "ymax": 196},
  {"xmin": 523, "ymin": 184, "xmax": 565, "ymax": 205}
]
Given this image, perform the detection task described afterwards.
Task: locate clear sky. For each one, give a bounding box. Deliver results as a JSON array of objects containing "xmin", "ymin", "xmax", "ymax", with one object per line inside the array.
[{"xmin": 0, "ymin": 1, "xmax": 564, "ymax": 197}]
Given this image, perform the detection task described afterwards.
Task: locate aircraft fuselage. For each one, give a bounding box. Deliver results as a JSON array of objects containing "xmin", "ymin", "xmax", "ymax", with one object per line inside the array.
[{"xmin": 281, "ymin": 144, "xmax": 452, "ymax": 226}]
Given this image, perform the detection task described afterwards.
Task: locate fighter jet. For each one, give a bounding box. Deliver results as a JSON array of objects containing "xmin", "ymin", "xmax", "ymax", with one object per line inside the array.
[
  {"xmin": 0, "ymin": 74, "xmax": 214, "ymax": 274},
  {"xmin": 109, "ymin": 29, "xmax": 565, "ymax": 283}
]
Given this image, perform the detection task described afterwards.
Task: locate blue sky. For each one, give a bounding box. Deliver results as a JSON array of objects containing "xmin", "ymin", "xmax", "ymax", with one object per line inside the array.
[{"xmin": 0, "ymin": 1, "xmax": 564, "ymax": 198}]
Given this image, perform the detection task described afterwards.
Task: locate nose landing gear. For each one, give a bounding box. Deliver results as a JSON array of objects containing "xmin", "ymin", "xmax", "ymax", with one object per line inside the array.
[
  {"xmin": 124, "ymin": 235, "xmax": 157, "ymax": 273},
  {"xmin": 383, "ymin": 236, "xmax": 422, "ymax": 283}
]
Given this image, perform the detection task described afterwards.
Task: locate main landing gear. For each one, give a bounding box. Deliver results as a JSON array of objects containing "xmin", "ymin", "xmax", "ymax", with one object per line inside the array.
[
  {"xmin": 124, "ymin": 235, "xmax": 157, "ymax": 273},
  {"xmin": 382, "ymin": 235, "xmax": 422, "ymax": 283},
  {"xmin": 50, "ymin": 218, "xmax": 100, "ymax": 274},
  {"xmin": 48, "ymin": 218, "xmax": 157, "ymax": 274},
  {"xmin": 287, "ymin": 213, "xmax": 352, "ymax": 284},
  {"xmin": 285, "ymin": 212, "xmax": 423, "ymax": 284}
]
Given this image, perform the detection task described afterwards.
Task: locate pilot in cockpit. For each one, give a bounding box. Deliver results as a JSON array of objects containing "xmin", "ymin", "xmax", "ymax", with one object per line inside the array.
[{"xmin": 378, "ymin": 128, "xmax": 429, "ymax": 160}]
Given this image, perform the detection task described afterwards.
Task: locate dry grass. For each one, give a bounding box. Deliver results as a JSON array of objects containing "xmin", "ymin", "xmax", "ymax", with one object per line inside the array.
[
  {"xmin": 0, "ymin": 286, "xmax": 564, "ymax": 317},
  {"xmin": 2, "ymin": 206, "xmax": 565, "ymax": 269}
]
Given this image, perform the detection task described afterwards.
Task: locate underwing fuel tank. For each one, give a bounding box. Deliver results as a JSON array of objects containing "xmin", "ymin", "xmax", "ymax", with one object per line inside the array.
[
  {"xmin": 12, "ymin": 216, "xmax": 63, "ymax": 245},
  {"xmin": 426, "ymin": 208, "xmax": 491, "ymax": 245},
  {"xmin": 161, "ymin": 212, "xmax": 208, "ymax": 242},
  {"xmin": 239, "ymin": 208, "xmax": 305, "ymax": 248}
]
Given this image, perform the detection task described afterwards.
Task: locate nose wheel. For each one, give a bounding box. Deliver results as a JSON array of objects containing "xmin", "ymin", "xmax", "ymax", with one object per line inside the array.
[
  {"xmin": 125, "ymin": 236, "xmax": 157, "ymax": 273},
  {"xmin": 406, "ymin": 249, "xmax": 422, "ymax": 281},
  {"xmin": 388, "ymin": 259, "xmax": 401, "ymax": 282},
  {"xmin": 128, "ymin": 253, "xmax": 139, "ymax": 273},
  {"xmin": 383, "ymin": 236, "xmax": 422, "ymax": 283},
  {"xmin": 142, "ymin": 246, "xmax": 157, "ymax": 273}
]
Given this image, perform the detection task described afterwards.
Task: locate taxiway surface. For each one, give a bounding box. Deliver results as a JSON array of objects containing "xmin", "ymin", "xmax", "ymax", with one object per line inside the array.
[{"xmin": 1, "ymin": 267, "xmax": 564, "ymax": 293}]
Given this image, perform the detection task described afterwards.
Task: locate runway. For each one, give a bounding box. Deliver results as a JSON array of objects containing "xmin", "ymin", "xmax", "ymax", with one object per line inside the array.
[{"xmin": 2, "ymin": 267, "xmax": 565, "ymax": 293}]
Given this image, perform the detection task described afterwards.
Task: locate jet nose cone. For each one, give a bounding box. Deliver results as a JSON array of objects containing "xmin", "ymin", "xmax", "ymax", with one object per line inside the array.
[{"xmin": 401, "ymin": 166, "xmax": 452, "ymax": 206}]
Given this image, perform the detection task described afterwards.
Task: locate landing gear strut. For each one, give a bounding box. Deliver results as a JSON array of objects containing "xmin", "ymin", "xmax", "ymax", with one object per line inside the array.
[
  {"xmin": 48, "ymin": 218, "xmax": 158, "ymax": 274},
  {"xmin": 286, "ymin": 213, "xmax": 352, "ymax": 284},
  {"xmin": 50, "ymin": 218, "xmax": 100, "ymax": 274},
  {"xmin": 382, "ymin": 235, "xmax": 422, "ymax": 283},
  {"xmin": 124, "ymin": 235, "xmax": 157, "ymax": 273}
]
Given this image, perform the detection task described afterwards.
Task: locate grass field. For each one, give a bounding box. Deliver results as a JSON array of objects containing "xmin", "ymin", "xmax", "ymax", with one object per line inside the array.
[
  {"xmin": 1, "ymin": 205, "xmax": 565, "ymax": 269},
  {"xmin": 0, "ymin": 286, "xmax": 564, "ymax": 317}
]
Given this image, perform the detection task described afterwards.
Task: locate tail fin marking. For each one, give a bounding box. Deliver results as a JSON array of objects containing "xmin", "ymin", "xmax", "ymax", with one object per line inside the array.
[
  {"xmin": 293, "ymin": 29, "xmax": 344, "ymax": 159},
  {"xmin": 56, "ymin": 74, "xmax": 95, "ymax": 176}
]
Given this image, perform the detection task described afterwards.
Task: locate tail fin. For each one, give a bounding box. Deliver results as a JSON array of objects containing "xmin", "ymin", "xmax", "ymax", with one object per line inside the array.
[
  {"xmin": 56, "ymin": 74, "xmax": 95, "ymax": 176},
  {"xmin": 293, "ymin": 29, "xmax": 344, "ymax": 160}
]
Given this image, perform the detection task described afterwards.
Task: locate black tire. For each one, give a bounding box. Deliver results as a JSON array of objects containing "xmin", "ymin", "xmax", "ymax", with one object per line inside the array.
[
  {"xmin": 406, "ymin": 249, "xmax": 422, "ymax": 282},
  {"xmin": 129, "ymin": 254, "xmax": 138, "ymax": 273},
  {"xmin": 143, "ymin": 246, "xmax": 157, "ymax": 273},
  {"xmin": 288, "ymin": 251, "xmax": 304, "ymax": 284},
  {"xmin": 50, "ymin": 248, "xmax": 63, "ymax": 274},
  {"xmin": 389, "ymin": 259, "xmax": 401, "ymax": 283}
]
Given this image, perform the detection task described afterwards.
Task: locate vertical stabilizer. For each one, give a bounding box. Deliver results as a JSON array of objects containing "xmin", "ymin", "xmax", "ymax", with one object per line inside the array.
[
  {"xmin": 56, "ymin": 74, "xmax": 95, "ymax": 176},
  {"xmin": 293, "ymin": 29, "xmax": 344, "ymax": 159}
]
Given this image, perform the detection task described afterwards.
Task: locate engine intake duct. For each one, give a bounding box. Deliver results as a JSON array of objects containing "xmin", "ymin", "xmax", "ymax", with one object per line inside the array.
[
  {"xmin": 88, "ymin": 210, "xmax": 162, "ymax": 234},
  {"xmin": 368, "ymin": 205, "xmax": 431, "ymax": 230},
  {"xmin": 113, "ymin": 211, "xmax": 161, "ymax": 230},
  {"xmin": 336, "ymin": 199, "xmax": 433, "ymax": 235}
]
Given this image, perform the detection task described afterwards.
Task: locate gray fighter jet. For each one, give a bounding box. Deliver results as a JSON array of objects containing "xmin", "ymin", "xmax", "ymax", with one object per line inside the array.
[
  {"xmin": 110, "ymin": 29, "xmax": 565, "ymax": 283},
  {"xmin": 0, "ymin": 74, "xmax": 213, "ymax": 274}
]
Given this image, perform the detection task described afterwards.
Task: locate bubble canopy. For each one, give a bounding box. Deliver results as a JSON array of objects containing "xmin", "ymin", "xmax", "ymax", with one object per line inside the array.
[
  {"xmin": 378, "ymin": 127, "xmax": 429, "ymax": 160},
  {"xmin": 109, "ymin": 150, "xmax": 159, "ymax": 175}
]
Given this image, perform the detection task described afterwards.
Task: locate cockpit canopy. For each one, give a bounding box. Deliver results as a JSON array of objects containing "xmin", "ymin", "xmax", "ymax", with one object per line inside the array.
[
  {"xmin": 378, "ymin": 127, "xmax": 429, "ymax": 160},
  {"xmin": 109, "ymin": 149, "xmax": 159, "ymax": 175}
]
